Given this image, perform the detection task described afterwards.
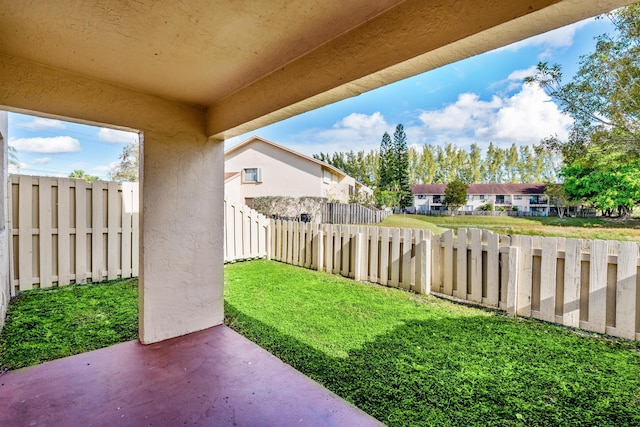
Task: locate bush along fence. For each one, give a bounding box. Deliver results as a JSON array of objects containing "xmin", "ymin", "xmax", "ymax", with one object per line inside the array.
[
  {"xmin": 8, "ymin": 175, "xmax": 139, "ymax": 294},
  {"xmin": 224, "ymin": 199, "xmax": 270, "ymax": 263},
  {"xmin": 322, "ymin": 203, "xmax": 391, "ymax": 224},
  {"xmin": 269, "ymin": 219, "xmax": 640, "ymax": 341}
]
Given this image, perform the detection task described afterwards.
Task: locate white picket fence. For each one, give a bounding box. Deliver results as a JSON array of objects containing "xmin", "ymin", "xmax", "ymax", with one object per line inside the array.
[
  {"xmin": 224, "ymin": 199, "xmax": 270, "ymax": 263},
  {"xmin": 270, "ymin": 220, "xmax": 640, "ymax": 341}
]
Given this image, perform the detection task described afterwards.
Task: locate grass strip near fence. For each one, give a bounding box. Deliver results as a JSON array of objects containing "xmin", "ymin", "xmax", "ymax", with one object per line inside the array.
[
  {"xmin": 0, "ymin": 279, "xmax": 138, "ymax": 370},
  {"xmin": 225, "ymin": 260, "xmax": 640, "ymax": 427},
  {"xmin": 380, "ymin": 214, "xmax": 640, "ymax": 241}
]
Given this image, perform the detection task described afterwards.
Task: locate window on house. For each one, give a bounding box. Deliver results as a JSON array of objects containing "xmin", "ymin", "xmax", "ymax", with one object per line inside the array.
[
  {"xmin": 417, "ymin": 195, "xmax": 427, "ymax": 199},
  {"xmin": 496, "ymin": 195, "xmax": 505, "ymax": 204},
  {"xmin": 432, "ymin": 195, "xmax": 443, "ymax": 204},
  {"xmin": 243, "ymin": 168, "xmax": 261, "ymax": 183},
  {"xmin": 479, "ymin": 195, "xmax": 486, "ymax": 200},
  {"xmin": 514, "ymin": 195, "xmax": 523, "ymax": 200},
  {"xmin": 348, "ymin": 185, "xmax": 354, "ymax": 196}
]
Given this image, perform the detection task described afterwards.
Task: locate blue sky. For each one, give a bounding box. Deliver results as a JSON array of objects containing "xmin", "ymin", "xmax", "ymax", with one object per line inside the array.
[{"xmin": 7, "ymin": 15, "xmax": 614, "ymax": 179}]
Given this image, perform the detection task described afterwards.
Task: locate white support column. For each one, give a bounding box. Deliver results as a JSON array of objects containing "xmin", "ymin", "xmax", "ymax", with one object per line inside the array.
[{"xmin": 139, "ymin": 129, "xmax": 224, "ymax": 344}]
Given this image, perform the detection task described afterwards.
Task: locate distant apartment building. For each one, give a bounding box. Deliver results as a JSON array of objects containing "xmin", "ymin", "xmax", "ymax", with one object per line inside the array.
[{"xmin": 412, "ymin": 183, "xmax": 550, "ymax": 214}]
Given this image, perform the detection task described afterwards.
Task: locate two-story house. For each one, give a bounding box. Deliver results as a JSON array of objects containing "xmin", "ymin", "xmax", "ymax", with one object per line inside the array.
[
  {"xmin": 225, "ymin": 136, "xmax": 372, "ymax": 207},
  {"xmin": 412, "ymin": 183, "xmax": 550, "ymax": 213}
]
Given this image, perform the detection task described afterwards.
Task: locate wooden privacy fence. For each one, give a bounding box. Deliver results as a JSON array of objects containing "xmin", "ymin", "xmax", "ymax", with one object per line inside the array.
[
  {"xmin": 270, "ymin": 220, "xmax": 431, "ymax": 294},
  {"xmin": 8, "ymin": 175, "xmax": 139, "ymax": 294},
  {"xmin": 224, "ymin": 199, "xmax": 270, "ymax": 262},
  {"xmin": 432, "ymin": 230, "xmax": 640, "ymax": 341},
  {"xmin": 270, "ymin": 219, "xmax": 640, "ymax": 341},
  {"xmin": 322, "ymin": 203, "xmax": 391, "ymax": 224}
]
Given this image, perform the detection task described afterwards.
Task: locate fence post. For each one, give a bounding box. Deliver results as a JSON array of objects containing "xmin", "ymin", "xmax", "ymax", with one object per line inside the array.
[
  {"xmin": 506, "ymin": 245, "xmax": 519, "ymax": 317},
  {"xmin": 588, "ymin": 239, "xmax": 608, "ymax": 333},
  {"xmin": 455, "ymin": 228, "xmax": 467, "ymax": 299}
]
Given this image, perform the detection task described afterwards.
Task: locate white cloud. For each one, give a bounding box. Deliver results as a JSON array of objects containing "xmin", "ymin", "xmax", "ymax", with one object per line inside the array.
[
  {"xmin": 98, "ymin": 128, "xmax": 138, "ymax": 144},
  {"xmin": 9, "ymin": 136, "xmax": 81, "ymax": 153},
  {"xmin": 92, "ymin": 162, "xmax": 118, "ymax": 174},
  {"xmin": 417, "ymin": 84, "xmax": 572, "ymax": 148},
  {"xmin": 495, "ymin": 19, "xmax": 591, "ymax": 58},
  {"xmin": 419, "ymin": 93, "xmax": 502, "ymax": 132},
  {"xmin": 16, "ymin": 117, "xmax": 66, "ymax": 131},
  {"xmin": 32, "ymin": 157, "xmax": 52, "ymax": 164},
  {"xmin": 284, "ymin": 112, "xmax": 393, "ymax": 156},
  {"xmin": 507, "ymin": 66, "xmax": 538, "ymax": 82}
]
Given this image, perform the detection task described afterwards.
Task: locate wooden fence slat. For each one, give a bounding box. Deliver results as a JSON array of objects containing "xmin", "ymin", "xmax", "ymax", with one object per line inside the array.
[
  {"xmin": 75, "ymin": 180, "xmax": 88, "ymax": 283},
  {"xmin": 563, "ymin": 238, "xmax": 581, "ymax": 328},
  {"xmin": 443, "ymin": 229, "xmax": 453, "ymax": 295},
  {"xmin": 512, "ymin": 235, "xmax": 533, "ymax": 317},
  {"xmin": 470, "ymin": 228, "xmax": 482, "ymax": 303},
  {"xmin": 485, "ymin": 231, "xmax": 499, "ymax": 306},
  {"xmin": 390, "ymin": 228, "xmax": 401, "ymax": 287},
  {"xmin": 18, "ymin": 175, "xmax": 33, "ymax": 290},
  {"xmin": 539, "ymin": 237, "xmax": 557, "ymax": 323},
  {"xmin": 589, "ymin": 239, "xmax": 608, "ymax": 333},
  {"xmin": 91, "ymin": 181, "xmax": 105, "ymax": 282},
  {"xmin": 400, "ymin": 228, "xmax": 411, "ymax": 290},
  {"xmin": 616, "ymin": 241, "xmax": 637, "ymax": 340},
  {"xmin": 455, "ymin": 228, "xmax": 467, "ymax": 299},
  {"xmin": 57, "ymin": 178, "xmax": 71, "ymax": 286},
  {"xmin": 506, "ymin": 246, "xmax": 519, "ymax": 316},
  {"xmin": 369, "ymin": 226, "xmax": 379, "ymax": 283},
  {"xmin": 341, "ymin": 226, "xmax": 350, "ymax": 277},
  {"xmin": 107, "ymin": 181, "xmax": 119, "ymax": 280},
  {"xmin": 431, "ymin": 233, "xmax": 441, "ymax": 292},
  {"xmin": 379, "ymin": 227, "xmax": 390, "ymax": 286},
  {"xmin": 38, "ymin": 178, "xmax": 53, "ymax": 288}
]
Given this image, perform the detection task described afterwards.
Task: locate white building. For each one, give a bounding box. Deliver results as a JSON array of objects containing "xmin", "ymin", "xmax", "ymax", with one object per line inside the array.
[{"xmin": 412, "ymin": 183, "xmax": 550, "ymax": 213}]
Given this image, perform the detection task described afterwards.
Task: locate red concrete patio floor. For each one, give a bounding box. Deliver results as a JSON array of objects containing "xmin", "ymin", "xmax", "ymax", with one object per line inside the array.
[{"xmin": 0, "ymin": 325, "xmax": 382, "ymax": 427}]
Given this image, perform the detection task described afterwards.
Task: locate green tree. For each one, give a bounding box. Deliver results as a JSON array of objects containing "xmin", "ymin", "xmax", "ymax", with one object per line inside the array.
[
  {"xmin": 377, "ymin": 132, "xmax": 395, "ymax": 190},
  {"xmin": 392, "ymin": 124, "xmax": 412, "ymax": 207},
  {"xmin": 443, "ymin": 179, "xmax": 468, "ymax": 213},
  {"xmin": 562, "ymin": 156, "xmax": 640, "ymax": 218},
  {"xmin": 544, "ymin": 182, "xmax": 572, "ymax": 219},
  {"xmin": 69, "ymin": 169, "xmax": 98, "ymax": 183},
  {"xmin": 108, "ymin": 142, "xmax": 139, "ymax": 182},
  {"xmin": 526, "ymin": 4, "xmax": 640, "ymax": 161}
]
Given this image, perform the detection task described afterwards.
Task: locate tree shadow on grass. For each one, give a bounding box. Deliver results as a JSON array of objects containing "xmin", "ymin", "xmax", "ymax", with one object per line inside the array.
[{"xmin": 225, "ymin": 301, "xmax": 640, "ymax": 427}]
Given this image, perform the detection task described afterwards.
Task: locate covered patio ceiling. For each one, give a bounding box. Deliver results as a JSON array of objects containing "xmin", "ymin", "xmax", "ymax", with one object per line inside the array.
[{"xmin": 1, "ymin": 0, "xmax": 633, "ymax": 139}]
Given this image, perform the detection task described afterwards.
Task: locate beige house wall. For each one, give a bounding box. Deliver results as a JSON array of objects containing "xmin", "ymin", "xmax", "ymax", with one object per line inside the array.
[{"xmin": 225, "ymin": 138, "xmax": 367, "ymax": 204}]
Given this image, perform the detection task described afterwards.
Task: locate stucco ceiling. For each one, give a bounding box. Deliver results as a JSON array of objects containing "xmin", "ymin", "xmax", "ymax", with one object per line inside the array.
[
  {"xmin": 0, "ymin": 0, "xmax": 402, "ymax": 106},
  {"xmin": 0, "ymin": 0, "xmax": 634, "ymax": 138}
]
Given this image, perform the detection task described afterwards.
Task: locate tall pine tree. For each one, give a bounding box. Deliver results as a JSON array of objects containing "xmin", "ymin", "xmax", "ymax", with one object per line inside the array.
[{"xmin": 392, "ymin": 124, "xmax": 413, "ymax": 207}]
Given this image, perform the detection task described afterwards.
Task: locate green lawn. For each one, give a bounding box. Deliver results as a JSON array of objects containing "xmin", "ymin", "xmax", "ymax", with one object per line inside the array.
[
  {"xmin": 0, "ymin": 278, "xmax": 138, "ymax": 370},
  {"xmin": 379, "ymin": 214, "xmax": 640, "ymax": 241},
  {"xmin": 2, "ymin": 263, "xmax": 639, "ymax": 426},
  {"xmin": 225, "ymin": 260, "xmax": 640, "ymax": 427}
]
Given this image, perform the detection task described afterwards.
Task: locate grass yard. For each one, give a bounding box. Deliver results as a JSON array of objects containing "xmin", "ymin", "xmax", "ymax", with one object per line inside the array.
[
  {"xmin": 0, "ymin": 278, "xmax": 138, "ymax": 370},
  {"xmin": 225, "ymin": 260, "xmax": 640, "ymax": 427},
  {"xmin": 2, "ymin": 262, "xmax": 639, "ymax": 426},
  {"xmin": 379, "ymin": 214, "xmax": 640, "ymax": 241}
]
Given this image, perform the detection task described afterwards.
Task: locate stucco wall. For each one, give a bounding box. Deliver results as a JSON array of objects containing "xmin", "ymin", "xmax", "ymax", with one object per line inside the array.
[
  {"xmin": 225, "ymin": 139, "xmax": 324, "ymax": 200},
  {"xmin": 0, "ymin": 55, "xmax": 224, "ymax": 343},
  {"xmin": 0, "ymin": 111, "xmax": 8, "ymax": 331}
]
